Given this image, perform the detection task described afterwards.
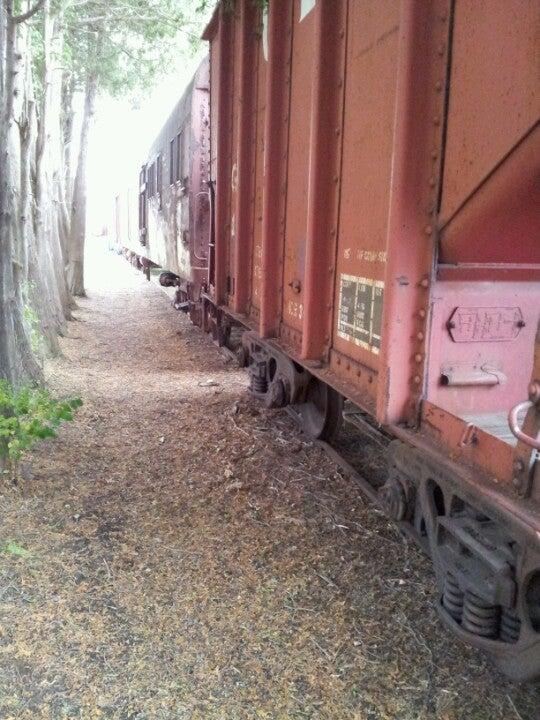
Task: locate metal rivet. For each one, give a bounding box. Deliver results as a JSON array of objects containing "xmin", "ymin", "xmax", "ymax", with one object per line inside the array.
[
  {"xmin": 334, "ymin": 176, "xmax": 339, "ymax": 183},
  {"xmin": 433, "ymin": 116, "xmax": 441, "ymax": 126},
  {"xmin": 330, "ymin": 229, "xmax": 336, "ymax": 237},
  {"xmin": 417, "ymin": 332, "xmax": 424, "ymax": 341},
  {"xmin": 414, "ymin": 375, "xmax": 421, "ymax": 384},
  {"xmin": 438, "ymin": 45, "xmax": 445, "ymax": 56},
  {"xmin": 431, "ymin": 150, "xmax": 439, "ymax": 160},
  {"xmin": 419, "ymin": 309, "xmax": 426, "ymax": 318},
  {"xmin": 335, "ymin": 127, "xmax": 341, "ymax": 136},
  {"xmin": 415, "ymin": 353, "xmax": 423, "ymax": 363},
  {"xmin": 429, "ymin": 177, "xmax": 436, "ymax": 187},
  {"xmin": 328, "ymin": 266, "xmax": 334, "ymax": 274},
  {"xmin": 337, "ymin": 78, "xmax": 343, "ymax": 88},
  {"xmin": 424, "ymin": 225, "xmax": 433, "ymax": 236},
  {"xmin": 420, "ymin": 278, "xmax": 429, "ymax": 288},
  {"xmin": 513, "ymin": 459, "xmax": 525, "ymax": 473},
  {"xmin": 435, "ymin": 80, "xmax": 443, "ymax": 91}
]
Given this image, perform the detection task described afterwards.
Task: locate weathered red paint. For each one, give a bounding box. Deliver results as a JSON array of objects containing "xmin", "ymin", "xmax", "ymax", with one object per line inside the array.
[
  {"xmin": 231, "ymin": 0, "xmax": 258, "ymax": 315},
  {"xmin": 259, "ymin": 0, "xmax": 293, "ymax": 339},
  {"xmin": 376, "ymin": 0, "xmax": 451, "ymax": 426},
  {"xmin": 212, "ymin": 4, "xmax": 234, "ymax": 306},
  {"xmin": 301, "ymin": 0, "xmax": 346, "ymax": 362}
]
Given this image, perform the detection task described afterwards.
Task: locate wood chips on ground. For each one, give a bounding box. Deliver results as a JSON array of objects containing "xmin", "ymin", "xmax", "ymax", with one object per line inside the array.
[{"xmin": 1, "ymin": 245, "xmax": 539, "ymax": 720}]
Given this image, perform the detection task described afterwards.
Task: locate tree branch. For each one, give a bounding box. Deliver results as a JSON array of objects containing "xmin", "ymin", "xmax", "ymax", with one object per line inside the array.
[{"xmin": 11, "ymin": 0, "xmax": 45, "ymax": 24}]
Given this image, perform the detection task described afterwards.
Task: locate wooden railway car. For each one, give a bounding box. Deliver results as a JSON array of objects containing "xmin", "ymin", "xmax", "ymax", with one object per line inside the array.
[
  {"xmin": 116, "ymin": 0, "xmax": 540, "ymax": 680},
  {"xmin": 113, "ymin": 57, "xmax": 211, "ymax": 319},
  {"xmin": 200, "ymin": 0, "xmax": 540, "ymax": 681}
]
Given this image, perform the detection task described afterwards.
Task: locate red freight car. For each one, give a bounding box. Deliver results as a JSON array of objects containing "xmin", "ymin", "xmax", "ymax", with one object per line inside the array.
[{"xmin": 199, "ymin": 0, "xmax": 540, "ymax": 680}]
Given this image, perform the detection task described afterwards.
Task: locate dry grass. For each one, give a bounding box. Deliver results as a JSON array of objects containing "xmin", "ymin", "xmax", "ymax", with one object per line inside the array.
[{"xmin": 0, "ymin": 244, "xmax": 538, "ymax": 719}]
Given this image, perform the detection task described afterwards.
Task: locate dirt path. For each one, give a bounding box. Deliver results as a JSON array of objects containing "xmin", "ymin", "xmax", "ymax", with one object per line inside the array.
[{"xmin": 1, "ymin": 245, "xmax": 538, "ymax": 720}]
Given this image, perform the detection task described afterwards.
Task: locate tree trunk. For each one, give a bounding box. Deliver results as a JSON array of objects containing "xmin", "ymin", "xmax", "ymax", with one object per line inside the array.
[
  {"xmin": 34, "ymin": 0, "xmax": 71, "ymax": 334},
  {"xmin": 68, "ymin": 71, "xmax": 97, "ymax": 297},
  {"xmin": 0, "ymin": 1, "xmax": 41, "ymax": 383}
]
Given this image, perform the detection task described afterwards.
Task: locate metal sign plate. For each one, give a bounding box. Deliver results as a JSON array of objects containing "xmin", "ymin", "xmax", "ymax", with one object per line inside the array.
[
  {"xmin": 337, "ymin": 274, "xmax": 384, "ymax": 354},
  {"xmin": 447, "ymin": 307, "xmax": 523, "ymax": 343}
]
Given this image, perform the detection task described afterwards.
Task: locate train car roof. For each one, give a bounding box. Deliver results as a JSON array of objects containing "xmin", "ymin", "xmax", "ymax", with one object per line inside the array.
[{"xmin": 145, "ymin": 55, "xmax": 209, "ymax": 165}]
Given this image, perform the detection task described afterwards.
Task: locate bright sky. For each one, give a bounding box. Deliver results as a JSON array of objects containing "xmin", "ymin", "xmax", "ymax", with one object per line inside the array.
[{"xmin": 87, "ymin": 42, "xmax": 207, "ymax": 236}]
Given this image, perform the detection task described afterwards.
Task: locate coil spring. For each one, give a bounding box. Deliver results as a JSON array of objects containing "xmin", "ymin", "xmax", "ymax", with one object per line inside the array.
[
  {"xmin": 462, "ymin": 592, "xmax": 500, "ymax": 638},
  {"xmin": 500, "ymin": 608, "xmax": 521, "ymax": 643},
  {"xmin": 250, "ymin": 374, "xmax": 268, "ymax": 394},
  {"xmin": 442, "ymin": 574, "xmax": 464, "ymax": 621}
]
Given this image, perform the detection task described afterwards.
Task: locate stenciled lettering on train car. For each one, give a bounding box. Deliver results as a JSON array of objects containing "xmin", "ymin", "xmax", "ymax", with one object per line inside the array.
[
  {"xmin": 446, "ymin": 307, "xmax": 524, "ymax": 343},
  {"xmin": 337, "ymin": 275, "xmax": 384, "ymax": 354}
]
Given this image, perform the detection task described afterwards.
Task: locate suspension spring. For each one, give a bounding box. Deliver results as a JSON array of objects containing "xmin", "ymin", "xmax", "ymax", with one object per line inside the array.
[
  {"xmin": 250, "ymin": 374, "xmax": 268, "ymax": 394},
  {"xmin": 442, "ymin": 573, "xmax": 464, "ymax": 621},
  {"xmin": 500, "ymin": 608, "xmax": 521, "ymax": 643},
  {"xmin": 462, "ymin": 592, "xmax": 500, "ymax": 638}
]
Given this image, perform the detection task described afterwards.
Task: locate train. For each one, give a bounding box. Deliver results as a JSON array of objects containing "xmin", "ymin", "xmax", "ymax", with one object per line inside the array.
[{"xmin": 112, "ymin": 0, "xmax": 540, "ymax": 681}]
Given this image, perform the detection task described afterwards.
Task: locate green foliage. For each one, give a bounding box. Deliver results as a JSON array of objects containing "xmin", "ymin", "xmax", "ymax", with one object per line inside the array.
[
  {"xmin": 23, "ymin": 305, "xmax": 45, "ymax": 360},
  {"xmin": 0, "ymin": 380, "xmax": 82, "ymax": 482},
  {"xmin": 22, "ymin": 283, "xmax": 45, "ymax": 360},
  {"xmin": 1, "ymin": 540, "xmax": 31, "ymax": 558},
  {"xmin": 61, "ymin": 0, "xmax": 214, "ymax": 100}
]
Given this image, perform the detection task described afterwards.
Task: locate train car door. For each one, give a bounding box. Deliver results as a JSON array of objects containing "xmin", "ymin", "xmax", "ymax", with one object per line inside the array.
[{"xmin": 138, "ymin": 165, "xmax": 147, "ymax": 246}]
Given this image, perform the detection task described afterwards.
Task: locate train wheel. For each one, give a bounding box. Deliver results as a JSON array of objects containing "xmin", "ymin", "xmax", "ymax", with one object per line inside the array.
[{"xmin": 294, "ymin": 377, "xmax": 343, "ymax": 441}]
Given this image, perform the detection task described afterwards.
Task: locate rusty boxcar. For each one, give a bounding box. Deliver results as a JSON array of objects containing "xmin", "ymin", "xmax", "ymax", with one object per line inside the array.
[
  {"xmin": 199, "ymin": 0, "xmax": 540, "ymax": 680},
  {"xmin": 117, "ymin": 0, "xmax": 540, "ymax": 680}
]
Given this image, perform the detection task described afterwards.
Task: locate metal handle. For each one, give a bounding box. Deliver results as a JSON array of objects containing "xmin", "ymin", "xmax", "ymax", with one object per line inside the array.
[{"xmin": 508, "ymin": 400, "xmax": 540, "ymax": 450}]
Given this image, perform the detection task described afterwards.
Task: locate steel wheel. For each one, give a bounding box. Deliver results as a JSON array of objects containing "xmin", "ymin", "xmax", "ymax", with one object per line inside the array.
[{"xmin": 294, "ymin": 376, "xmax": 343, "ymax": 441}]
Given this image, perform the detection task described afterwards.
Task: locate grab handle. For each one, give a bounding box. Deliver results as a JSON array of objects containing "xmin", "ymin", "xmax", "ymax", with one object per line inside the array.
[{"xmin": 508, "ymin": 400, "xmax": 540, "ymax": 450}]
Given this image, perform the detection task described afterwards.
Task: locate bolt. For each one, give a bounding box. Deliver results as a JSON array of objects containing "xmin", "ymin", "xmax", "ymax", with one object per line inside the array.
[{"xmin": 529, "ymin": 382, "xmax": 540, "ymax": 402}]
